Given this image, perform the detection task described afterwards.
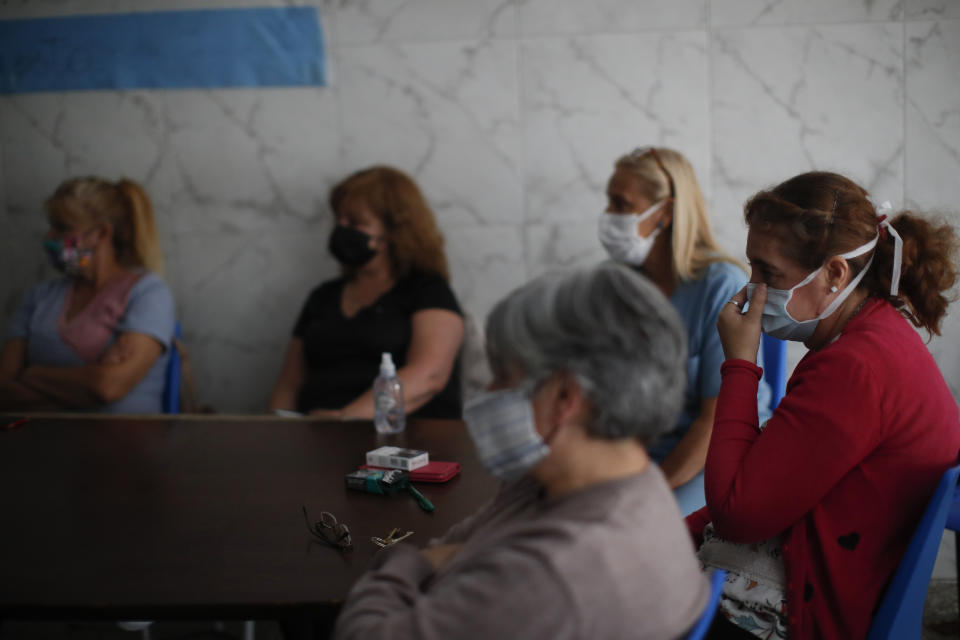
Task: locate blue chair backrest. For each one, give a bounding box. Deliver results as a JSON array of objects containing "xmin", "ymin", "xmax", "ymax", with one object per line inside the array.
[
  {"xmin": 162, "ymin": 323, "xmax": 182, "ymax": 414},
  {"xmin": 945, "ymin": 483, "xmax": 960, "ymax": 533},
  {"xmin": 686, "ymin": 569, "xmax": 727, "ymax": 640},
  {"xmin": 867, "ymin": 463, "xmax": 960, "ymax": 640},
  {"xmin": 761, "ymin": 334, "xmax": 787, "ymax": 411}
]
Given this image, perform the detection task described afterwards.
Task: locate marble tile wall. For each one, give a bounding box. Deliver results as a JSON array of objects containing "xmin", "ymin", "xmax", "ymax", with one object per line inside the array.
[{"xmin": 2, "ymin": 0, "xmax": 959, "ymax": 417}]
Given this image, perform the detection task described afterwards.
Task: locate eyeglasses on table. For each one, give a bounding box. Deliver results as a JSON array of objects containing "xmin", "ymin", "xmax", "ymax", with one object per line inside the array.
[{"xmin": 302, "ymin": 506, "xmax": 353, "ymax": 550}]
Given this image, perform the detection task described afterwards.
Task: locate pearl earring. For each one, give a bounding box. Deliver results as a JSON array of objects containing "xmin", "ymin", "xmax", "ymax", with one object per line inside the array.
[{"xmin": 830, "ymin": 286, "xmax": 839, "ymax": 293}]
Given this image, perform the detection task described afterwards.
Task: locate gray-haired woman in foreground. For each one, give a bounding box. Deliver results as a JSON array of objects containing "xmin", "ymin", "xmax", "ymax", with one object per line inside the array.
[{"xmin": 333, "ymin": 262, "xmax": 710, "ymax": 640}]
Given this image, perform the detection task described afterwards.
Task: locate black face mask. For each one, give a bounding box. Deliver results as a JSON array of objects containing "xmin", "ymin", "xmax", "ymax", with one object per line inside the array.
[{"xmin": 328, "ymin": 225, "xmax": 377, "ymax": 267}]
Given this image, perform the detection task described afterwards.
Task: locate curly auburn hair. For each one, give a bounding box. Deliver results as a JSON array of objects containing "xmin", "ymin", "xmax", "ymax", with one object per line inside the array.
[
  {"xmin": 744, "ymin": 171, "xmax": 958, "ymax": 335},
  {"xmin": 329, "ymin": 166, "xmax": 449, "ymax": 281}
]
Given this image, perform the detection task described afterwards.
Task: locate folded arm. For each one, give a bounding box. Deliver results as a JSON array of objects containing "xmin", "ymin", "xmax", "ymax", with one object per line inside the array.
[
  {"xmin": 685, "ymin": 507, "xmax": 711, "ymax": 548},
  {"xmin": 0, "ymin": 339, "xmax": 59, "ymax": 410},
  {"xmin": 268, "ymin": 338, "xmax": 305, "ymax": 412},
  {"xmin": 660, "ymin": 397, "xmax": 718, "ymax": 489},
  {"xmin": 314, "ymin": 309, "xmax": 463, "ymax": 420},
  {"xmin": 17, "ymin": 332, "xmax": 164, "ymax": 409},
  {"xmin": 333, "ymin": 542, "xmax": 574, "ymax": 640},
  {"xmin": 705, "ymin": 356, "xmax": 883, "ymax": 543}
]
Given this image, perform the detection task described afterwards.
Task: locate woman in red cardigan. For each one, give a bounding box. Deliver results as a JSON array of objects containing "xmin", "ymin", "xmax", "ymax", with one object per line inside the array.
[{"xmin": 689, "ymin": 171, "xmax": 960, "ymax": 640}]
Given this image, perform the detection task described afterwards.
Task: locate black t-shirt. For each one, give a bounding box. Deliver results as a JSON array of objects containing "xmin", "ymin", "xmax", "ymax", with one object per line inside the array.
[{"xmin": 292, "ymin": 271, "xmax": 463, "ymax": 419}]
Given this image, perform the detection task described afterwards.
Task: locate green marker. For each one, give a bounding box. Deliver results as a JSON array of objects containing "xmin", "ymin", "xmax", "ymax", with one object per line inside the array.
[{"xmin": 407, "ymin": 484, "xmax": 434, "ymax": 513}]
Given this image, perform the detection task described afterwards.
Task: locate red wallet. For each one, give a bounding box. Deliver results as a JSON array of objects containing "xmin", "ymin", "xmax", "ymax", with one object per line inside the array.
[{"xmin": 361, "ymin": 461, "xmax": 460, "ymax": 483}]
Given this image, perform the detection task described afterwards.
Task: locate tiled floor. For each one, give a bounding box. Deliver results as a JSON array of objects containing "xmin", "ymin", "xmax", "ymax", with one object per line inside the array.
[
  {"xmin": 924, "ymin": 580, "xmax": 959, "ymax": 640},
  {"xmin": 0, "ymin": 620, "xmax": 284, "ymax": 640},
  {"xmin": 3, "ymin": 581, "xmax": 958, "ymax": 639}
]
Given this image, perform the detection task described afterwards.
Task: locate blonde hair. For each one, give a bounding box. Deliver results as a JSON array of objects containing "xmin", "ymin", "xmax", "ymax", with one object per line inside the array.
[
  {"xmin": 45, "ymin": 177, "xmax": 164, "ymax": 274},
  {"xmin": 614, "ymin": 147, "xmax": 741, "ymax": 280},
  {"xmin": 329, "ymin": 166, "xmax": 449, "ymax": 280}
]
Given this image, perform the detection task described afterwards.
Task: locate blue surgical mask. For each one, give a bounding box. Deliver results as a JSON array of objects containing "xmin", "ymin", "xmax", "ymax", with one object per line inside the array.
[
  {"xmin": 746, "ymin": 234, "xmax": 878, "ymax": 342},
  {"xmin": 598, "ymin": 200, "xmax": 665, "ymax": 266},
  {"xmin": 463, "ymin": 388, "xmax": 549, "ymax": 482}
]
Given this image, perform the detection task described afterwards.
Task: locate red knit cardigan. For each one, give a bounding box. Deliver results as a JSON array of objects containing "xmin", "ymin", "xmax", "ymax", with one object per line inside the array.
[{"xmin": 687, "ymin": 299, "xmax": 960, "ymax": 639}]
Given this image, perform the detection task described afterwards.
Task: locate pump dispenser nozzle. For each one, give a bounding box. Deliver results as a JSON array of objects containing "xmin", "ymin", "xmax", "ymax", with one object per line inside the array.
[{"xmin": 379, "ymin": 352, "xmax": 396, "ymax": 377}]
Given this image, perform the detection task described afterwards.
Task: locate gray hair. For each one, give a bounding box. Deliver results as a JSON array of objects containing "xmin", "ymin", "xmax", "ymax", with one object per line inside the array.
[{"xmin": 485, "ymin": 261, "xmax": 687, "ymax": 443}]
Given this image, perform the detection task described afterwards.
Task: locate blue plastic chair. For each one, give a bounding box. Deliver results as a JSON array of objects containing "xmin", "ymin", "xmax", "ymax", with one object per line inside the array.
[
  {"xmin": 943, "ymin": 476, "xmax": 960, "ymax": 616},
  {"xmin": 162, "ymin": 322, "xmax": 182, "ymax": 414},
  {"xmin": 686, "ymin": 569, "xmax": 727, "ymax": 640},
  {"xmin": 866, "ymin": 463, "xmax": 960, "ymax": 640},
  {"xmin": 760, "ymin": 334, "xmax": 787, "ymax": 411}
]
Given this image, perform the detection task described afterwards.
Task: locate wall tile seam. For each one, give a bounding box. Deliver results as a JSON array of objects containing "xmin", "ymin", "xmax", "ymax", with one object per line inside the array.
[
  {"xmin": 331, "ymin": 26, "xmax": 714, "ymax": 49},
  {"xmin": 514, "ymin": 5, "xmax": 532, "ymax": 283},
  {"xmin": 710, "ymin": 20, "xmax": 907, "ymax": 35},
  {"xmin": 901, "ymin": 15, "xmax": 908, "ymax": 210},
  {"xmin": 711, "ymin": 16, "xmax": 907, "ymax": 28},
  {"xmin": 903, "ymin": 17, "xmax": 960, "ymax": 24},
  {"xmin": 323, "ymin": 18, "xmax": 960, "ymax": 53},
  {"xmin": 328, "ymin": 16, "xmax": 960, "ymax": 47},
  {"xmin": 706, "ymin": 0, "xmax": 716, "ymax": 239}
]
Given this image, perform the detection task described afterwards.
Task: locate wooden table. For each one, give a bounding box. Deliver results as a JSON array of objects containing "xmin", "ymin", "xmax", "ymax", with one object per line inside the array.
[{"xmin": 0, "ymin": 414, "xmax": 496, "ymax": 622}]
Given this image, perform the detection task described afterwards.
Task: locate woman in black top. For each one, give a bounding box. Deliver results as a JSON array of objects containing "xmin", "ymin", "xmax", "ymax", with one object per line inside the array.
[{"xmin": 269, "ymin": 166, "xmax": 464, "ymax": 420}]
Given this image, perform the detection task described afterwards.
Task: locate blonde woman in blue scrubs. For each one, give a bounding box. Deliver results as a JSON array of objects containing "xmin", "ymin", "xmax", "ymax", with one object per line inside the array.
[{"xmin": 598, "ymin": 147, "xmax": 772, "ymax": 515}]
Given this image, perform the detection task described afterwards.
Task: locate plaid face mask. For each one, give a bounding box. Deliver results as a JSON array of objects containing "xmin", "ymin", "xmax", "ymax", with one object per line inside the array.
[{"xmin": 464, "ymin": 388, "xmax": 549, "ymax": 482}]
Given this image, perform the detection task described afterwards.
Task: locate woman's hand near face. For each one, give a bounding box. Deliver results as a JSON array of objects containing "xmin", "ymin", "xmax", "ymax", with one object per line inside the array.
[{"xmin": 717, "ymin": 284, "xmax": 765, "ymax": 363}]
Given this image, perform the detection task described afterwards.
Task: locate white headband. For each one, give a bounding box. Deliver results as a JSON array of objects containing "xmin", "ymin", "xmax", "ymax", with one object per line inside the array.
[{"xmin": 871, "ymin": 200, "xmax": 903, "ymax": 296}]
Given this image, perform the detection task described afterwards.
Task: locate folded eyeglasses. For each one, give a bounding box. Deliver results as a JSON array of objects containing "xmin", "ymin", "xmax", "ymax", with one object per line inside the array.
[{"xmin": 302, "ymin": 506, "xmax": 353, "ymax": 550}]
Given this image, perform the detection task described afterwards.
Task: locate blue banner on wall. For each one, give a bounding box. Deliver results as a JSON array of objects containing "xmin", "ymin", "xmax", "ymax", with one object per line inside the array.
[{"xmin": 0, "ymin": 7, "xmax": 325, "ymax": 93}]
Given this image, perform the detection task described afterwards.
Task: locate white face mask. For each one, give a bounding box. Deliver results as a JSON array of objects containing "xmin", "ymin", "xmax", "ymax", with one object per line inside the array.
[
  {"xmin": 463, "ymin": 388, "xmax": 549, "ymax": 482},
  {"xmin": 746, "ymin": 234, "xmax": 878, "ymax": 342},
  {"xmin": 598, "ymin": 200, "xmax": 665, "ymax": 266}
]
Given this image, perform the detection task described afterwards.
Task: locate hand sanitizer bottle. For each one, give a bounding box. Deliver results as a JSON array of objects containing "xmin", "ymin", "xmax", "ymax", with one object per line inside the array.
[{"xmin": 373, "ymin": 352, "xmax": 405, "ymax": 434}]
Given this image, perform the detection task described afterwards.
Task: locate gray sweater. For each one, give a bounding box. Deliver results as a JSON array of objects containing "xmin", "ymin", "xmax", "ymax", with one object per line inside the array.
[{"xmin": 334, "ymin": 466, "xmax": 709, "ymax": 640}]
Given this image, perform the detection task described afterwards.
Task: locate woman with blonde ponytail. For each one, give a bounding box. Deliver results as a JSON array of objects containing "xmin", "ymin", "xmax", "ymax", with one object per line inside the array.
[
  {"xmin": 598, "ymin": 146, "xmax": 772, "ymax": 516},
  {"xmin": 0, "ymin": 176, "xmax": 175, "ymax": 413},
  {"xmin": 115, "ymin": 179, "xmax": 164, "ymax": 274}
]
